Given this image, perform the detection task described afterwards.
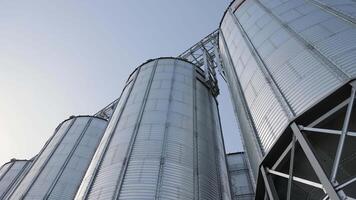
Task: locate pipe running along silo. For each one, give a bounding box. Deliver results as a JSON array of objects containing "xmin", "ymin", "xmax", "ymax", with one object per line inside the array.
[
  {"xmin": 6, "ymin": 116, "xmax": 107, "ymax": 200},
  {"xmin": 0, "ymin": 159, "xmax": 32, "ymax": 199},
  {"xmin": 75, "ymin": 57, "xmax": 231, "ymax": 200}
]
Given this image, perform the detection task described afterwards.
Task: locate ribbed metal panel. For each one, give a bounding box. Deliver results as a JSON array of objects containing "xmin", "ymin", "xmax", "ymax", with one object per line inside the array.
[
  {"xmin": 0, "ymin": 163, "xmax": 11, "ymax": 181},
  {"xmin": 0, "ymin": 160, "xmax": 31, "ymax": 198},
  {"xmin": 313, "ymin": 0, "xmax": 356, "ymax": 20},
  {"xmin": 219, "ymin": 33, "xmax": 263, "ymax": 180},
  {"xmin": 75, "ymin": 57, "xmax": 231, "ymax": 200},
  {"xmin": 7, "ymin": 116, "xmax": 107, "ymax": 200},
  {"xmin": 219, "ymin": 0, "xmax": 356, "ymax": 175},
  {"xmin": 220, "ymin": 8, "xmax": 290, "ymax": 153}
]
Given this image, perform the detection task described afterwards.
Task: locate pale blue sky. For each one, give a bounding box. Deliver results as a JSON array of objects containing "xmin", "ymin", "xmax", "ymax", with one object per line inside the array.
[{"xmin": 0, "ymin": 0, "xmax": 242, "ymax": 165}]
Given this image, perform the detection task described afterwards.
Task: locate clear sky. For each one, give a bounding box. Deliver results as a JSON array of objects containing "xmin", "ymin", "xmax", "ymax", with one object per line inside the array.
[{"xmin": 0, "ymin": 0, "xmax": 242, "ymax": 165}]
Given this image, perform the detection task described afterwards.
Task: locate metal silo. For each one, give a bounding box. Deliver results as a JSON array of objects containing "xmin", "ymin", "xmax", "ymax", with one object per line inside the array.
[
  {"xmin": 6, "ymin": 116, "xmax": 107, "ymax": 200},
  {"xmin": 226, "ymin": 152, "xmax": 254, "ymax": 200},
  {"xmin": 219, "ymin": 0, "xmax": 356, "ymax": 199},
  {"xmin": 0, "ymin": 159, "xmax": 32, "ymax": 199},
  {"xmin": 75, "ymin": 57, "xmax": 231, "ymax": 200}
]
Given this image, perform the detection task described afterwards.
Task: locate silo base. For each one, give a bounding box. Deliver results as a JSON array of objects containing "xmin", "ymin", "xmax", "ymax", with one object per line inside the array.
[{"xmin": 255, "ymin": 81, "xmax": 356, "ymax": 200}]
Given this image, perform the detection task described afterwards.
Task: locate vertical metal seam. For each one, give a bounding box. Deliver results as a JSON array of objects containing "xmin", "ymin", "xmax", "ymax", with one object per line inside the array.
[
  {"xmin": 228, "ymin": 8, "xmax": 296, "ymax": 118},
  {"xmin": 80, "ymin": 67, "xmax": 141, "ymax": 199},
  {"xmin": 192, "ymin": 63, "xmax": 199, "ymax": 200},
  {"xmin": 207, "ymin": 93, "xmax": 223, "ymax": 199},
  {"xmin": 154, "ymin": 60, "xmax": 177, "ymax": 199},
  {"xmin": 1, "ymin": 161, "xmax": 31, "ymax": 199},
  {"xmin": 16, "ymin": 118, "xmax": 77, "ymax": 200},
  {"xmin": 305, "ymin": 0, "xmax": 356, "ymax": 26},
  {"xmin": 5, "ymin": 122, "xmax": 64, "ymax": 199},
  {"xmin": 114, "ymin": 60, "xmax": 158, "ymax": 199},
  {"xmin": 219, "ymin": 28, "xmax": 265, "ymax": 156},
  {"xmin": 44, "ymin": 117, "xmax": 95, "ymax": 199},
  {"xmin": 254, "ymin": 0, "xmax": 350, "ymax": 81}
]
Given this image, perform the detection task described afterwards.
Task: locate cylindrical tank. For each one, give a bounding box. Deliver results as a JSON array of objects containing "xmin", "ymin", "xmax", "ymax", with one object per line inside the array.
[
  {"xmin": 219, "ymin": 0, "xmax": 356, "ymax": 177},
  {"xmin": 226, "ymin": 152, "xmax": 255, "ymax": 200},
  {"xmin": 7, "ymin": 116, "xmax": 107, "ymax": 200},
  {"xmin": 0, "ymin": 159, "xmax": 32, "ymax": 199},
  {"xmin": 75, "ymin": 57, "xmax": 231, "ymax": 200}
]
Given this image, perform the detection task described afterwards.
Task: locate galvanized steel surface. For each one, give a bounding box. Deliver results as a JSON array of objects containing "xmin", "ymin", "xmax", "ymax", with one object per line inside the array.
[
  {"xmin": 226, "ymin": 153, "xmax": 254, "ymax": 200},
  {"xmin": 7, "ymin": 116, "xmax": 107, "ymax": 200},
  {"xmin": 75, "ymin": 58, "xmax": 231, "ymax": 200},
  {"xmin": 0, "ymin": 160, "xmax": 31, "ymax": 199},
  {"xmin": 218, "ymin": 33, "xmax": 263, "ymax": 180},
  {"xmin": 219, "ymin": 0, "xmax": 356, "ymax": 158}
]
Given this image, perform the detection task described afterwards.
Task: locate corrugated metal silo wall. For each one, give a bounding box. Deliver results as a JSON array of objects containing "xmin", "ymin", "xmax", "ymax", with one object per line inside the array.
[
  {"xmin": 75, "ymin": 58, "xmax": 231, "ymax": 200},
  {"xmin": 0, "ymin": 160, "xmax": 31, "ymax": 199},
  {"xmin": 219, "ymin": 0, "xmax": 356, "ymax": 177},
  {"xmin": 6, "ymin": 116, "xmax": 107, "ymax": 200}
]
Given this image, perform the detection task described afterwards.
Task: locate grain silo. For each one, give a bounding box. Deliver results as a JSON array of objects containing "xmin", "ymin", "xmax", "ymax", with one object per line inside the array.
[
  {"xmin": 75, "ymin": 57, "xmax": 231, "ymax": 200},
  {"xmin": 219, "ymin": 0, "xmax": 356, "ymax": 198},
  {"xmin": 0, "ymin": 159, "xmax": 32, "ymax": 199},
  {"xmin": 7, "ymin": 116, "xmax": 107, "ymax": 200}
]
